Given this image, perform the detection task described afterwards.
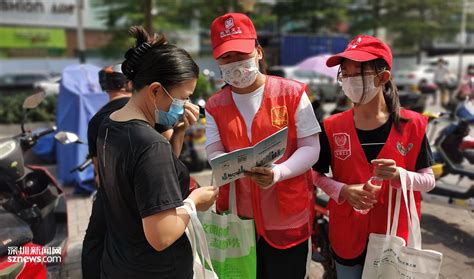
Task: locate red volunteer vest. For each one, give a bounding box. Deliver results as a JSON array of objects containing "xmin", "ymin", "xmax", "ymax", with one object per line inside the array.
[
  {"xmin": 206, "ymin": 76, "xmax": 314, "ymax": 249},
  {"xmin": 324, "ymin": 109, "xmax": 427, "ymax": 259}
]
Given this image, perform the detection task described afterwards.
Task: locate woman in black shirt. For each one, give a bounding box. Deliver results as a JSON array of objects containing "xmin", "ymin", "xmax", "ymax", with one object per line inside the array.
[{"xmin": 96, "ymin": 26, "xmax": 218, "ymax": 279}]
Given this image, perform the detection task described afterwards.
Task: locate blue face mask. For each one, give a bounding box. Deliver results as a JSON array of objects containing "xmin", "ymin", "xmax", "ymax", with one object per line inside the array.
[{"xmin": 154, "ymin": 87, "xmax": 186, "ymax": 127}]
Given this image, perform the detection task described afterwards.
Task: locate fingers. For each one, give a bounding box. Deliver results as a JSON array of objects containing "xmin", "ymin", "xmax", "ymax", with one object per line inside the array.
[
  {"xmin": 350, "ymin": 194, "xmax": 377, "ymax": 209},
  {"xmin": 375, "ymin": 165, "xmax": 397, "ymax": 172},
  {"xmin": 245, "ymin": 171, "xmax": 273, "ymax": 187},
  {"xmin": 182, "ymin": 112, "xmax": 190, "ymax": 128},
  {"xmin": 358, "ymin": 189, "xmax": 377, "ymax": 201},
  {"xmin": 364, "ymin": 181, "xmax": 382, "ymax": 193},
  {"xmin": 183, "ymin": 109, "xmax": 197, "ymax": 127},
  {"xmin": 374, "ymin": 169, "xmax": 396, "ymax": 179},
  {"xmin": 184, "ymin": 102, "xmax": 200, "ymax": 118},
  {"xmin": 250, "ymin": 167, "xmax": 272, "ymax": 175},
  {"xmin": 371, "ymin": 159, "xmax": 396, "ymax": 166},
  {"xmin": 352, "ymin": 200, "xmax": 374, "ymax": 210},
  {"xmin": 358, "ymin": 194, "xmax": 377, "ymax": 205}
]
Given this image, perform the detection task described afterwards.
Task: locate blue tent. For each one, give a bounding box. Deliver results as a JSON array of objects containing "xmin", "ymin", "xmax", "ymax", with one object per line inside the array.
[{"xmin": 56, "ymin": 64, "xmax": 108, "ymax": 193}]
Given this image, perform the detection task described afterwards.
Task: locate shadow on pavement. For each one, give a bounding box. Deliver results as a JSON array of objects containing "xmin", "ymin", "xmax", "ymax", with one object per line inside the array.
[{"xmin": 421, "ymin": 213, "xmax": 474, "ymax": 267}]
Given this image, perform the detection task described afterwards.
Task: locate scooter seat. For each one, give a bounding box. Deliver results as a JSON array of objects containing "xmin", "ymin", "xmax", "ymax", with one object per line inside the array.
[{"xmin": 0, "ymin": 208, "xmax": 33, "ymax": 256}]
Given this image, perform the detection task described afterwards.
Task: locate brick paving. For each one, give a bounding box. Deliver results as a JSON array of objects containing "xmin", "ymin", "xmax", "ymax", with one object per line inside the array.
[{"xmin": 59, "ymin": 171, "xmax": 474, "ymax": 278}]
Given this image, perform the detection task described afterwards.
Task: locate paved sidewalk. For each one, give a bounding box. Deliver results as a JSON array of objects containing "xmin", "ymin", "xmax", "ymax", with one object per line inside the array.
[
  {"xmin": 59, "ymin": 173, "xmax": 474, "ymax": 278},
  {"xmin": 59, "ymin": 191, "xmax": 92, "ymax": 279}
]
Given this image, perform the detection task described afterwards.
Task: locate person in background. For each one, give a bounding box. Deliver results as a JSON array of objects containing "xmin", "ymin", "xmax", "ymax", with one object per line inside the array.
[
  {"xmin": 313, "ymin": 35, "xmax": 435, "ymax": 278},
  {"xmin": 205, "ymin": 13, "xmax": 321, "ymax": 278},
  {"xmin": 433, "ymin": 57, "xmax": 451, "ymax": 106},
  {"xmin": 82, "ymin": 64, "xmax": 132, "ymax": 279},
  {"xmin": 83, "ymin": 64, "xmax": 177, "ymax": 278},
  {"xmin": 456, "ymin": 64, "xmax": 474, "ymax": 100}
]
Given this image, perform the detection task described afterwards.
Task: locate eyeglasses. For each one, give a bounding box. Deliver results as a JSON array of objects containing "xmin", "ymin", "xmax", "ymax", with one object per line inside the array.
[
  {"xmin": 336, "ymin": 71, "xmax": 378, "ymax": 84},
  {"xmin": 162, "ymin": 86, "xmax": 190, "ymax": 103}
]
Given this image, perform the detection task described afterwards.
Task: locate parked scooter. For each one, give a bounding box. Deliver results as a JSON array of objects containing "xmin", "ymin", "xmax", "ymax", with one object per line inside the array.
[
  {"xmin": 311, "ymin": 189, "xmax": 336, "ymax": 279},
  {"xmin": 54, "ymin": 132, "xmax": 93, "ymax": 174},
  {"xmin": 423, "ymin": 105, "xmax": 474, "ymax": 215},
  {"xmin": 0, "ymin": 92, "xmax": 68, "ymax": 278}
]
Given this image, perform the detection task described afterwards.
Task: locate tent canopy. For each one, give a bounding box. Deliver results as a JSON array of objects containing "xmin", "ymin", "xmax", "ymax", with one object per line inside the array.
[{"xmin": 56, "ymin": 64, "xmax": 108, "ymax": 193}]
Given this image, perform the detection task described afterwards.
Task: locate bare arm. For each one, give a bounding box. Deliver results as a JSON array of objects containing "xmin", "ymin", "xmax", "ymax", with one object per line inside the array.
[
  {"xmin": 168, "ymin": 129, "xmax": 185, "ymax": 157},
  {"xmin": 142, "ymin": 207, "xmax": 190, "ymax": 252},
  {"xmin": 142, "ymin": 188, "xmax": 218, "ymax": 252}
]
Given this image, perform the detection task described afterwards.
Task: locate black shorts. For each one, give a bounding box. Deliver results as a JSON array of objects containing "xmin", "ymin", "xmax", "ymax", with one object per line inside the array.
[{"xmin": 256, "ymin": 237, "xmax": 309, "ymax": 279}]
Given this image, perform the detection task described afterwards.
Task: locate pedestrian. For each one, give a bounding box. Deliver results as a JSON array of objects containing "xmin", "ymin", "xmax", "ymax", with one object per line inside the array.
[
  {"xmin": 434, "ymin": 57, "xmax": 451, "ymax": 106},
  {"xmin": 96, "ymin": 26, "xmax": 218, "ymax": 278},
  {"xmin": 312, "ymin": 35, "xmax": 436, "ymax": 279},
  {"xmin": 82, "ymin": 64, "xmax": 175, "ymax": 278},
  {"xmin": 205, "ymin": 13, "xmax": 321, "ymax": 279},
  {"xmin": 456, "ymin": 64, "xmax": 474, "ymax": 100},
  {"xmin": 82, "ymin": 64, "xmax": 131, "ymax": 279}
]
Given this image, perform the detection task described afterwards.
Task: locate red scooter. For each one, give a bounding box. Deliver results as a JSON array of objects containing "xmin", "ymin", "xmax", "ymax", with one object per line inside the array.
[{"xmin": 0, "ymin": 92, "xmax": 68, "ymax": 279}]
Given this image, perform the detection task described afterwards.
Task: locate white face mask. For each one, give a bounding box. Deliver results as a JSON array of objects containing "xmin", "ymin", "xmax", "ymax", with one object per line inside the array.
[
  {"xmin": 341, "ymin": 75, "xmax": 380, "ymax": 104},
  {"xmin": 219, "ymin": 56, "xmax": 259, "ymax": 88}
]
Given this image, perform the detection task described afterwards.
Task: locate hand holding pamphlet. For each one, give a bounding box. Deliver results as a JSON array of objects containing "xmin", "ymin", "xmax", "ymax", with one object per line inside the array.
[{"xmin": 209, "ymin": 127, "xmax": 288, "ymax": 187}]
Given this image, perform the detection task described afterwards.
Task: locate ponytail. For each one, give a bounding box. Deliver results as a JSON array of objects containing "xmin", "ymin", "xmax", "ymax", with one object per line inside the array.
[{"xmin": 372, "ymin": 59, "xmax": 408, "ymax": 131}]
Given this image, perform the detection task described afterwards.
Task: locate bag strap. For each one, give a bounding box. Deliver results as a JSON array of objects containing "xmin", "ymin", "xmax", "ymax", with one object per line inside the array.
[
  {"xmin": 210, "ymin": 171, "xmax": 237, "ymax": 214},
  {"xmin": 409, "ymin": 172, "xmax": 422, "ymax": 249},
  {"xmin": 386, "ymin": 183, "xmax": 402, "ymax": 237},
  {"xmin": 229, "ymin": 181, "xmax": 237, "ymax": 214},
  {"xmin": 184, "ymin": 214, "xmax": 206, "ymax": 276},
  {"xmin": 386, "ymin": 184, "xmax": 392, "ymax": 236},
  {"xmin": 399, "ymin": 170, "xmax": 422, "ymax": 249},
  {"xmin": 397, "ymin": 169, "xmax": 421, "ymax": 249},
  {"xmin": 182, "ymin": 206, "xmax": 217, "ymax": 278}
]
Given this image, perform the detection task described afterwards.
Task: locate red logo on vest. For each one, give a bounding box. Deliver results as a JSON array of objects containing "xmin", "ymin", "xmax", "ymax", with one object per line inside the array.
[
  {"xmin": 271, "ymin": 106, "xmax": 288, "ymax": 129},
  {"xmin": 333, "ymin": 133, "xmax": 351, "ymax": 160}
]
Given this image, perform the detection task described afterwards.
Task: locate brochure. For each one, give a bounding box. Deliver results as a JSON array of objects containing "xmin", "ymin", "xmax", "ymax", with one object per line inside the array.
[{"xmin": 210, "ymin": 127, "xmax": 288, "ymax": 187}]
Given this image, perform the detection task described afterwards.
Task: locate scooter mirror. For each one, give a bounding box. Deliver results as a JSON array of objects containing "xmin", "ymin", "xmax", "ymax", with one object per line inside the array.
[
  {"xmin": 22, "ymin": 92, "xmax": 46, "ymax": 109},
  {"xmin": 55, "ymin": 132, "xmax": 81, "ymax": 144}
]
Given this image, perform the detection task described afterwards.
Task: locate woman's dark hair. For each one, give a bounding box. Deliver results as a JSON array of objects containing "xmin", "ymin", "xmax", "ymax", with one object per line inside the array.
[
  {"xmin": 121, "ymin": 26, "xmax": 199, "ymax": 91},
  {"xmin": 256, "ymin": 40, "xmax": 267, "ymax": 74},
  {"xmin": 363, "ymin": 58, "xmax": 408, "ymax": 131}
]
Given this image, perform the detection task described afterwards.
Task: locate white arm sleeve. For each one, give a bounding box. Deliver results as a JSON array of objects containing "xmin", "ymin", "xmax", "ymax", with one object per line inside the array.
[
  {"xmin": 205, "ymin": 109, "xmax": 221, "ymax": 147},
  {"xmin": 392, "ymin": 167, "xmax": 436, "ymax": 192},
  {"xmin": 205, "ymin": 141, "xmax": 226, "ymax": 164},
  {"xmin": 272, "ymin": 134, "xmax": 320, "ymax": 184}
]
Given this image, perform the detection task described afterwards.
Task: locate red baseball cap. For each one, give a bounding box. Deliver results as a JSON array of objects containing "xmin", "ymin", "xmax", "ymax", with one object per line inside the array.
[
  {"xmin": 326, "ymin": 35, "xmax": 393, "ymax": 70},
  {"xmin": 210, "ymin": 13, "xmax": 257, "ymax": 59}
]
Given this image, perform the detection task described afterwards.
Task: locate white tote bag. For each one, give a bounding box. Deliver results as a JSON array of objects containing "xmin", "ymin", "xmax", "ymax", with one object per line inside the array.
[
  {"xmin": 184, "ymin": 204, "xmax": 219, "ymax": 279},
  {"xmin": 362, "ymin": 170, "xmax": 443, "ymax": 279}
]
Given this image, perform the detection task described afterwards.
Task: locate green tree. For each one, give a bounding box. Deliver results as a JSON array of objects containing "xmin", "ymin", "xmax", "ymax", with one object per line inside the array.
[
  {"xmin": 272, "ymin": 0, "xmax": 351, "ymax": 33},
  {"xmin": 349, "ymin": 0, "xmax": 463, "ymax": 58},
  {"xmin": 93, "ymin": 0, "xmax": 275, "ymax": 58}
]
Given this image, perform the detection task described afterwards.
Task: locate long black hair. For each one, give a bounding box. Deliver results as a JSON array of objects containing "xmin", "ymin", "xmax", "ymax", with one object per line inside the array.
[{"xmin": 121, "ymin": 26, "xmax": 199, "ymax": 91}]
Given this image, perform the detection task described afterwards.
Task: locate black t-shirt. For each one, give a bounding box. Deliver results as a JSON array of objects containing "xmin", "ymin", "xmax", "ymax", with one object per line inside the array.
[
  {"xmin": 87, "ymin": 97, "xmax": 130, "ymax": 157},
  {"xmin": 312, "ymin": 116, "xmax": 433, "ymax": 266},
  {"xmin": 87, "ymin": 97, "xmax": 171, "ymax": 157},
  {"xmin": 97, "ymin": 117, "xmax": 192, "ymax": 279}
]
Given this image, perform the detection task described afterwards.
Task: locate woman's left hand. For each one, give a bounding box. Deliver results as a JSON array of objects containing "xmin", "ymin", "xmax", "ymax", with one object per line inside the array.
[
  {"xmin": 371, "ymin": 159, "xmax": 400, "ymax": 180},
  {"xmin": 174, "ymin": 102, "xmax": 200, "ymax": 132},
  {"xmin": 244, "ymin": 167, "xmax": 274, "ymax": 189}
]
